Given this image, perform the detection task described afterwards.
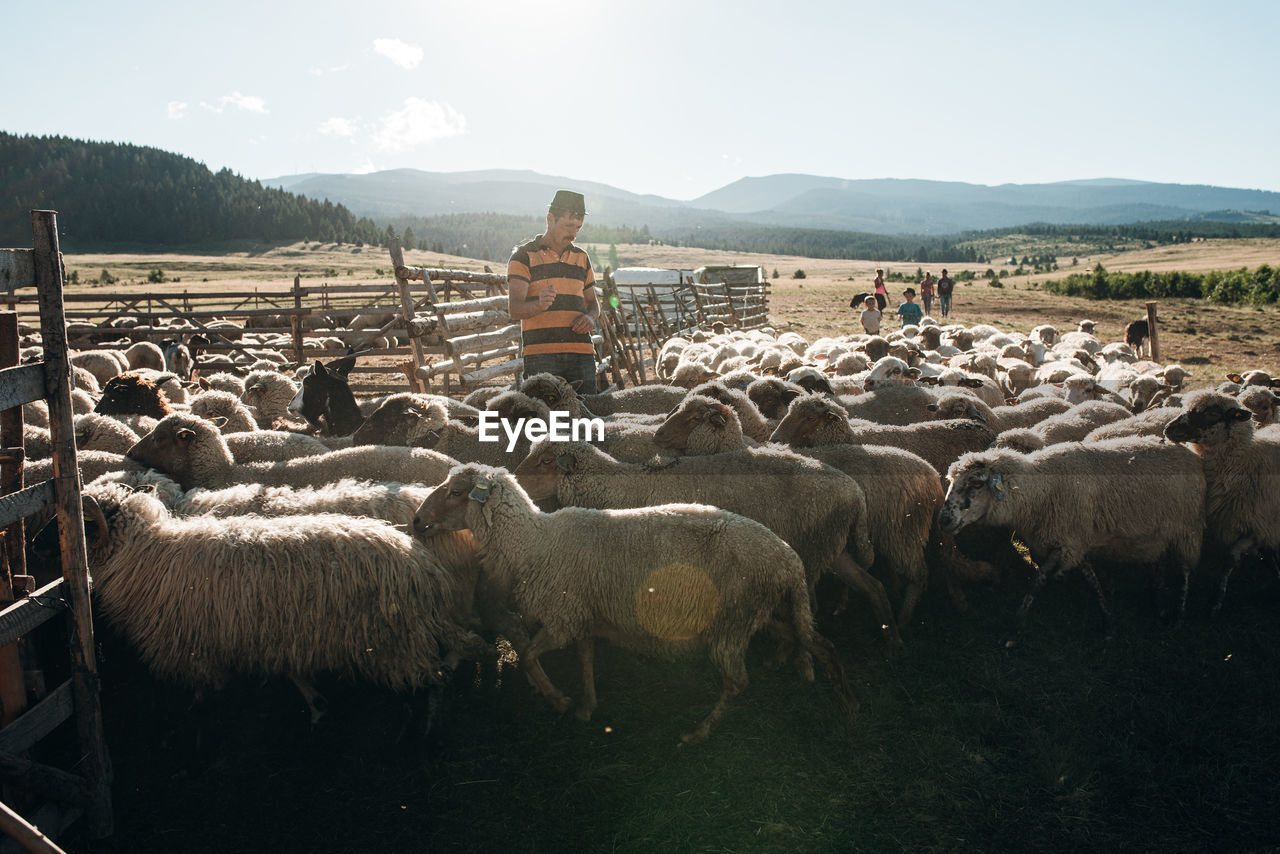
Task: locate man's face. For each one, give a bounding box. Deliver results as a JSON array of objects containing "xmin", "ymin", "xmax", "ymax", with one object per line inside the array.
[{"xmin": 545, "ymin": 210, "xmax": 584, "ymax": 250}]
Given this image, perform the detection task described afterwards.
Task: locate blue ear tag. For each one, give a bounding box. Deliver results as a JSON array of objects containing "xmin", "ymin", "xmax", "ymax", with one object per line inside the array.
[
  {"xmin": 989, "ymin": 472, "xmax": 1005, "ymax": 501},
  {"xmin": 469, "ymin": 484, "xmax": 491, "ymax": 503}
]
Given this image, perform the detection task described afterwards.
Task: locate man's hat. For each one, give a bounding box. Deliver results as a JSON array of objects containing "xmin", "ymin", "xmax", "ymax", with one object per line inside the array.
[
  {"xmin": 903, "ymin": 288, "xmax": 916, "ymax": 297},
  {"xmin": 549, "ymin": 189, "xmax": 587, "ymax": 216}
]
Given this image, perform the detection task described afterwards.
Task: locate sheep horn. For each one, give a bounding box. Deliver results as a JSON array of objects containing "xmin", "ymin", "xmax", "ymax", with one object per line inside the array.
[{"xmin": 82, "ymin": 495, "xmax": 109, "ymax": 549}]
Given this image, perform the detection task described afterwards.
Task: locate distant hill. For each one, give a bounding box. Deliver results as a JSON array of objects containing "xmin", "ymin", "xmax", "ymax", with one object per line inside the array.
[
  {"xmin": 263, "ymin": 168, "xmax": 1280, "ymax": 236},
  {"xmin": 0, "ymin": 133, "xmax": 385, "ymax": 248}
]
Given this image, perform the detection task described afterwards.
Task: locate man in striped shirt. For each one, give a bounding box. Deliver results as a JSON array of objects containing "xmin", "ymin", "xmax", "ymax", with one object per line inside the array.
[{"xmin": 507, "ymin": 189, "xmax": 601, "ymax": 393}]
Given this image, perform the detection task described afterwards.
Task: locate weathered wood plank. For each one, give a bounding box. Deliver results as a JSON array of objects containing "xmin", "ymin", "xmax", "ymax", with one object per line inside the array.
[
  {"xmin": 0, "ymin": 250, "xmax": 37, "ymax": 291},
  {"xmin": 460, "ymin": 358, "xmax": 523, "ymax": 384},
  {"xmin": 435, "ymin": 295, "xmax": 509, "ymax": 315},
  {"xmin": 444, "ymin": 324, "xmax": 521, "ymax": 357},
  {"xmin": 0, "ymin": 579, "xmax": 67, "ymax": 650},
  {"xmin": 0, "ymin": 364, "xmax": 46, "ymax": 413},
  {"xmin": 0, "ymin": 482, "xmax": 54, "ymax": 532},
  {"xmin": 0, "ymin": 681, "xmax": 72, "ymax": 756}
]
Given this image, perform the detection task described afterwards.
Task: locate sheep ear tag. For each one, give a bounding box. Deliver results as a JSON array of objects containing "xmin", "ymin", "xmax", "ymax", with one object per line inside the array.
[
  {"xmin": 988, "ymin": 472, "xmax": 1006, "ymax": 501},
  {"xmin": 469, "ymin": 483, "xmax": 491, "ymax": 503}
]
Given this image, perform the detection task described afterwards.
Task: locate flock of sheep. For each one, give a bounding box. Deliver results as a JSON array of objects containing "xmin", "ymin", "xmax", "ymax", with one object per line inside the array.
[{"xmin": 11, "ymin": 310, "xmax": 1280, "ymax": 742}]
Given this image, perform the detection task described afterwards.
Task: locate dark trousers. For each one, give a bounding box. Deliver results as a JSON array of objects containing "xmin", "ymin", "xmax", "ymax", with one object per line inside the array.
[
  {"xmin": 522, "ymin": 351, "xmax": 598, "ymax": 395},
  {"xmin": 923, "ymin": 294, "xmax": 933, "ymax": 315},
  {"xmin": 874, "ymin": 292, "xmax": 887, "ymax": 311},
  {"xmin": 939, "ymin": 294, "xmax": 952, "ymax": 316}
]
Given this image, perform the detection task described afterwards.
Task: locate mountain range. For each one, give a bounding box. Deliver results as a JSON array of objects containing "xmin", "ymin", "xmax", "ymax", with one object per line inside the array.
[{"xmin": 264, "ymin": 169, "xmax": 1280, "ymax": 236}]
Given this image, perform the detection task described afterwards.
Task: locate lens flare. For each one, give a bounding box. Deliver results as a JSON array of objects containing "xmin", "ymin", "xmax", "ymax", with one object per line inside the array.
[{"xmin": 634, "ymin": 563, "xmax": 719, "ymax": 641}]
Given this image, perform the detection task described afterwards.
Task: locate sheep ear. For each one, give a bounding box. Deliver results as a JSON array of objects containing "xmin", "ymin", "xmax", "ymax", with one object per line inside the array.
[
  {"xmin": 905, "ymin": 368, "xmax": 921, "ymax": 380},
  {"xmin": 556, "ymin": 453, "xmax": 576, "ymax": 473},
  {"xmin": 468, "ymin": 480, "xmax": 491, "ymax": 503},
  {"xmin": 176, "ymin": 428, "xmax": 196, "ymax": 444},
  {"xmin": 709, "ymin": 409, "xmax": 728, "ymax": 427},
  {"xmin": 1271, "ymin": 379, "xmax": 1280, "ymax": 389},
  {"xmin": 1226, "ymin": 373, "xmax": 1244, "ymax": 384},
  {"xmin": 988, "ymin": 471, "xmax": 1006, "ymax": 500},
  {"xmin": 1230, "ymin": 408, "xmax": 1252, "ymax": 421},
  {"xmin": 920, "ymin": 376, "xmax": 939, "ymax": 386},
  {"xmin": 961, "ymin": 378, "xmax": 984, "ymax": 388},
  {"xmin": 207, "ymin": 415, "xmax": 228, "ymax": 428},
  {"xmin": 248, "ymin": 381, "xmax": 265, "ymax": 392},
  {"xmin": 967, "ymin": 404, "xmax": 987, "ymax": 423},
  {"xmin": 926, "ymin": 402, "xmax": 938, "ymax": 411}
]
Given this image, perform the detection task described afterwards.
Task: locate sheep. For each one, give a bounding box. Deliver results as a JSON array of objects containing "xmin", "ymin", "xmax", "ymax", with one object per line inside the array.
[
  {"xmin": 991, "ymin": 428, "xmax": 1047, "ymax": 454},
  {"xmin": 241, "ymin": 370, "xmax": 299, "ymax": 427},
  {"xmin": 1163, "ymin": 390, "xmax": 1280, "ymax": 613},
  {"xmin": 352, "ymin": 396, "xmax": 540, "ymax": 469},
  {"xmin": 54, "ymin": 482, "xmax": 486, "ymax": 724},
  {"xmin": 686, "ymin": 381, "xmax": 774, "ymax": 441},
  {"xmin": 187, "ymin": 390, "xmax": 258, "ymax": 433},
  {"xmin": 513, "ymin": 432, "xmax": 896, "ymax": 639},
  {"xmin": 940, "ymin": 438, "xmax": 1205, "ymax": 640},
  {"xmin": 746, "ymin": 377, "xmax": 810, "ymax": 420},
  {"xmin": 125, "ymin": 341, "xmax": 166, "ymax": 372},
  {"xmin": 1224, "ymin": 369, "xmax": 1280, "ymax": 389},
  {"xmin": 580, "ymin": 384, "xmax": 687, "ymax": 417},
  {"xmin": 197, "ymin": 371, "xmax": 247, "ymax": 397},
  {"xmin": 413, "ymin": 463, "xmax": 853, "ymax": 742},
  {"xmin": 130, "ymin": 369, "xmax": 190, "ymax": 406},
  {"xmin": 22, "ymin": 424, "xmax": 51, "ymax": 459},
  {"xmin": 125, "ymin": 412, "xmax": 458, "ymax": 491},
  {"xmin": 772, "ymin": 397, "xmax": 996, "ymax": 479},
  {"xmin": 70, "ymin": 350, "xmax": 127, "ymax": 387},
  {"xmin": 95, "ymin": 373, "xmax": 174, "ymax": 420},
  {"xmin": 929, "ymin": 393, "xmax": 1072, "ymax": 433},
  {"xmin": 1237, "ymin": 386, "xmax": 1280, "ymax": 426},
  {"xmin": 1082, "ymin": 407, "xmax": 1184, "ymax": 442},
  {"xmin": 838, "ymin": 385, "xmax": 942, "ymax": 426},
  {"xmin": 221, "ymin": 430, "xmax": 333, "ymax": 463},
  {"xmin": 160, "ymin": 339, "xmax": 194, "ymax": 380},
  {"xmin": 1031, "ymin": 400, "xmax": 1135, "ymax": 446},
  {"xmin": 655, "ymin": 396, "xmax": 947, "ymax": 624},
  {"xmin": 71, "ymin": 365, "xmax": 101, "ymax": 397},
  {"xmin": 73, "ymin": 413, "xmax": 143, "ymax": 455}
]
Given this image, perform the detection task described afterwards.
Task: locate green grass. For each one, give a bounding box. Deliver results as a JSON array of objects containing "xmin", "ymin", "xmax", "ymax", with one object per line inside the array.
[{"xmin": 66, "ymin": 556, "xmax": 1280, "ymax": 854}]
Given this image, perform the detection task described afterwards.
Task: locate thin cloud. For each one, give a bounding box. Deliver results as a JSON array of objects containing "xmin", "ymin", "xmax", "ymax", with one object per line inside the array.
[
  {"xmin": 352, "ymin": 159, "xmax": 379, "ymax": 174},
  {"xmin": 317, "ymin": 117, "xmax": 358, "ymax": 137},
  {"xmin": 200, "ymin": 92, "xmax": 268, "ymax": 114},
  {"xmin": 373, "ymin": 38, "xmax": 423, "ymax": 69},
  {"xmin": 309, "ymin": 64, "xmax": 350, "ymax": 76},
  {"xmin": 167, "ymin": 101, "xmax": 188, "ymax": 120},
  {"xmin": 372, "ymin": 97, "xmax": 466, "ymax": 152}
]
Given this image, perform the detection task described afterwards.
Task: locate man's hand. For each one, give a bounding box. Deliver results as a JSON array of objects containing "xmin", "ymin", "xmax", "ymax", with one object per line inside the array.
[
  {"xmin": 537, "ymin": 286, "xmax": 557, "ymax": 312},
  {"xmin": 570, "ymin": 313, "xmax": 595, "ymax": 334}
]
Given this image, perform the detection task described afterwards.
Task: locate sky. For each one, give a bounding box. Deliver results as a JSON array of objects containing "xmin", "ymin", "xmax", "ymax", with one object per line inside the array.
[{"xmin": 4, "ymin": 0, "xmax": 1278, "ymax": 201}]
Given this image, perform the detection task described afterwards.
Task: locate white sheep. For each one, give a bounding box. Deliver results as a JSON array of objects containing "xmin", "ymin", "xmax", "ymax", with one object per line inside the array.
[
  {"xmin": 61, "ymin": 482, "xmax": 486, "ymax": 723},
  {"xmin": 941, "ymin": 438, "xmax": 1206, "ymax": 640},
  {"xmin": 126, "ymin": 412, "xmax": 458, "ymax": 491},
  {"xmin": 1163, "ymin": 390, "xmax": 1280, "ymax": 613},
  {"xmin": 413, "ymin": 463, "xmax": 854, "ymax": 743}
]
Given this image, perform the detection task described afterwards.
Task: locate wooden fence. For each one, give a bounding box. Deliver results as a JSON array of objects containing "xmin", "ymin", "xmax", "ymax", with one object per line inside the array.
[{"xmin": 0, "ymin": 211, "xmax": 114, "ymax": 850}]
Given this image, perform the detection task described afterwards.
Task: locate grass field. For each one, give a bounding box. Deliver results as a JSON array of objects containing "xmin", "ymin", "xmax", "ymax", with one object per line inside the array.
[{"xmin": 53, "ymin": 238, "xmax": 1280, "ymax": 853}]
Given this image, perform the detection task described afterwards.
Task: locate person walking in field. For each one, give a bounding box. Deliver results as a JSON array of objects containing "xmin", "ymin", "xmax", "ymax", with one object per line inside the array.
[
  {"xmin": 859, "ymin": 296, "xmax": 882, "ymax": 335},
  {"xmin": 873, "ymin": 268, "xmax": 889, "ymax": 312},
  {"xmin": 937, "ymin": 268, "xmax": 955, "ymax": 317},
  {"xmin": 507, "ymin": 189, "xmax": 601, "ymax": 393},
  {"xmin": 919, "ymin": 271, "xmax": 935, "ymax": 316},
  {"xmin": 896, "ymin": 288, "xmax": 923, "ymax": 328}
]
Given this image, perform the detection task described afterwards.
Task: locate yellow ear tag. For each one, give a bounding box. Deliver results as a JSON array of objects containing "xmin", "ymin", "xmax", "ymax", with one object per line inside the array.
[{"xmin": 989, "ymin": 472, "xmax": 1006, "ymax": 501}]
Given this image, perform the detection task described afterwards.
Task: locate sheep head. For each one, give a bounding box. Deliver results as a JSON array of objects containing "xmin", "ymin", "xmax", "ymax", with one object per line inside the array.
[
  {"xmin": 770, "ymin": 395, "xmax": 849, "ymax": 448},
  {"xmin": 351, "ymin": 395, "xmax": 448, "ymax": 446},
  {"xmin": 746, "ymin": 377, "xmax": 804, "ymax": 420},
  {"xmin": 654, "ymin": 396, "xmax": 737, "ymax": 453},
  {"xmin": 940, "ymin": 452, "xmax": 1020, "ymax": 533},
  {"xmin": 1164, "ymin": 391, "xmax": 1254, "ymax": 447},
  {"xmin": 414, "ymin": 464, "xmax": 527, "ymax": 539},
  {"xmin": 126, "ymin": 412, "xmax": 231, "ymax": 491},
  {"xmin": 518, "ymin": 373, "xmax": 581, "ymax": 412},
  {"xmin": 930, "ymin": 394, "xmax": 987, "ymax": 424},
  {"xmin": 512, "ymin": 438, "xmax": 582, "ymax": 502},
  {"xmin": 95, "ymin": 373, "xmax": 172, "ymax": 419}
]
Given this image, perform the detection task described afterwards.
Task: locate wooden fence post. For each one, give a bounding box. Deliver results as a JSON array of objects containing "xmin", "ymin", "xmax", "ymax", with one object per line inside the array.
[
  {"xmin": 291, "ymin": 275, "xmax": 304, "ymax": 368},
  {"xmin": 1145, "ymin": 301, "xmax": 1160, "ymax": 362},
  {"xmin": 30, "ymin": 210, "xmax": 113, "ymax": 838},
  {"xmin": 0, "ymin": 313, "xmax": 29, "ymax": 729}
]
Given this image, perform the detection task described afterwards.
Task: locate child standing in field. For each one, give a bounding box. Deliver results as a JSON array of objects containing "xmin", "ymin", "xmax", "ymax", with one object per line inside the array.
[
  {"xmin": 896, "ymin": 288, "xmax": 923, "ymax": 328},
  {"xmin": 937, "ymin": 268, "xmax": 954, "ymax": 317},
  {"xmin": 919, "ymin": 272, "xmax": 935, "ymax": 315},
  {"xmin": 859, "ymin": 296, "xmax": 882, "ymax": 335},
  {"xmin": 873, "ymin": 268, "xmax": 889, "ymax": 311}
]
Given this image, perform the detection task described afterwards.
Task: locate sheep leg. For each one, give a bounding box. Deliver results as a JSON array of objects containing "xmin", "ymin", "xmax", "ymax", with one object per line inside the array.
[
  {"xmin": 288, "ymin": 675, "xmax": 328, "ymax": 725},
  {"xmin": 1215, "ymin": 536, "xmax": 1259, "ymax": 616},
  {"xmin": 682, "ymin": 643, "xmax": 748, "ymax": 745},
  {"xmin": 574, "ymin": 639, "xmax": 598, "ymax": 722},
  {"xmin": 1007, "ymin": 551, "xmax": 1065, "ymax": 648},
  {"xmin": 521, "ymin": 628, "xmax": 574, "ymax": 714},
  {"xmin": 832, "ymin": 553, "xmax": 902, "ymax": 647},
  {"xmin": 1078, "ymin": 562, "xmax": 1117, "ymax": 639}
]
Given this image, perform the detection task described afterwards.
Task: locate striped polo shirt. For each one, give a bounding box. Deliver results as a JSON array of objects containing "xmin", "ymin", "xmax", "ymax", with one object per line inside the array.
[{"xmin": 507, "ymin": 235, "xmax": 596, "ymax": 356}]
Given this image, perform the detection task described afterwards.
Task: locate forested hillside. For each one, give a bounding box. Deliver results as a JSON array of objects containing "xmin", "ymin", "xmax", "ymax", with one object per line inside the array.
[{"xmin": 0, "ymin": 133, "xmax": 385, "ymax": 248}]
